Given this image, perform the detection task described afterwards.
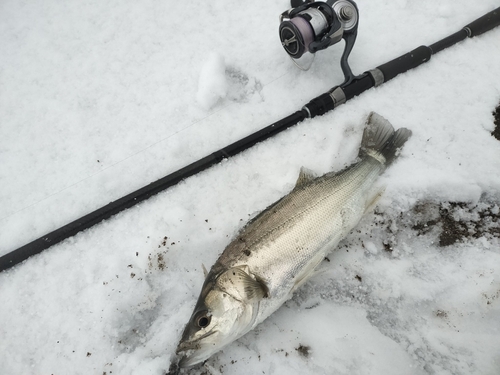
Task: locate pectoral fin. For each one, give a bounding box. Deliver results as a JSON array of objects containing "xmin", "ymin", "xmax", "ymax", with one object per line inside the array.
[
  {"xmin": 202, "ymin": 263, "xmax": 208, "ymax": 278},
  {"xmin": 364, "ymin": 188, "xmax": 385, "ymax": 214},
  {"xmin": 292, "ymin": 251, "xmax": 324, "ymax": 293},
  {"xmin": 218, "ymin": 267, "xmax": 269, "ymax": 301}
]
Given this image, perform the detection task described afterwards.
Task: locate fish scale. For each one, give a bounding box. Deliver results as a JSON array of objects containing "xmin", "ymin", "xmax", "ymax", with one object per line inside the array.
[
  {"xmin": 223, "ymin": 158, "xmax": 384, "ymax": 321},
  {"xmin": 175, "ymin": 112, "xmax": 412, "ymax": 368}
]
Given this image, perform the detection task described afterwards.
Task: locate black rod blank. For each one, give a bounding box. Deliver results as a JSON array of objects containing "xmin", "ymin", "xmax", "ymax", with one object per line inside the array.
[
  {"xmin": 1, "ymin": 7, "xmax": 499, "ymax": 272},
  {"xmin": 301, "ymin": 7, "xmax": 500, "ymax": 120},
  {"xmin": 0, "ymin": 110, "xmax": 306, "ymax": 272}
]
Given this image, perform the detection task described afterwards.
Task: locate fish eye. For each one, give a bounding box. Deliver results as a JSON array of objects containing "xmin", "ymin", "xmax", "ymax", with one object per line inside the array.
[
  {"xmin": 194, "ymin": 310, "xmax": 212, "ymax": 328},
  {"xmin": 197, "ymin": 315, "xmax": 211, "ymax": 328}
]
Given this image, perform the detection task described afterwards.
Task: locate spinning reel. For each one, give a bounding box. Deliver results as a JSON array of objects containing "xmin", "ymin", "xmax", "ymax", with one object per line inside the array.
[{"xmin": 279, "ymin": 0, "xmax": 359, "ymax": 84}]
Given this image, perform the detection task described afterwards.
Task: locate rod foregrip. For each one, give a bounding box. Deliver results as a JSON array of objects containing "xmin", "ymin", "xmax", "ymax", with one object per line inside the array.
[
  {"xmin": 376, "ymin": 45, "xmax": 432, "ymax": 83},
  {"xmin": 464, "ymin": 7, "xmax": 500, "ymax": 37}
]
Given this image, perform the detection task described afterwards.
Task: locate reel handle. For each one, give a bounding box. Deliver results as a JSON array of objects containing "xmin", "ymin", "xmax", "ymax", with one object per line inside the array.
[
  {"xmin": 337, "ymin": 1, "xmax": 358, "ymax": 85},
  {"xmin": 290, "ymin": 0, "xmax": 313, "ymax": 7}
]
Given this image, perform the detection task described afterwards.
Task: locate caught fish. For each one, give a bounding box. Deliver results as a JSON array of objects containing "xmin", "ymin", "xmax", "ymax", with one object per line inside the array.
[{"xmin": 175, "ymin": 112, "xmax": 412, "ymax": 368}]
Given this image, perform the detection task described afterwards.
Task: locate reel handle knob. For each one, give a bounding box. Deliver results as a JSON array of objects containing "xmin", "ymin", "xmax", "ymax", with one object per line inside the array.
[{"xmin": 290, "ymin": 0, "xmax": 313, "ymax": 7}]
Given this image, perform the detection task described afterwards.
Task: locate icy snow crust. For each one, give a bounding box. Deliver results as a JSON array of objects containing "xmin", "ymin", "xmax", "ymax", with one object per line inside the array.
[{"xmin": 1, "ymin": 0, "xmax": 500, "ymax": 374}]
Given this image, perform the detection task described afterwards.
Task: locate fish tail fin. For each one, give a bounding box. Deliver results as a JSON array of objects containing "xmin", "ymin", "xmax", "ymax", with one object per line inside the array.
[{"xmin": 359, "ymin": 112, "xmax": 412, "ymax": 166}]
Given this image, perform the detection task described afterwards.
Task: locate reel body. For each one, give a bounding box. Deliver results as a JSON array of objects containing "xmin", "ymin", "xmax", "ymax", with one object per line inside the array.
[{"xmin": 279, "ymin": 0, "xmax": 359, "ymax": 83}]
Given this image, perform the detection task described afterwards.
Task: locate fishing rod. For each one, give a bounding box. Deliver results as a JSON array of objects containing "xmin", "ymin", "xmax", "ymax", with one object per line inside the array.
[{"xmin": 1, "ymin": 2, "xmax": 499, "ymax": 273}]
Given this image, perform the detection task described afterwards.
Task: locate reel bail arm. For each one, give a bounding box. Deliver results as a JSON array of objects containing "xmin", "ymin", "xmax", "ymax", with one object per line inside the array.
[{"xmin": 279, "ymin": 0, "xmax": 360, "ymax": 81}]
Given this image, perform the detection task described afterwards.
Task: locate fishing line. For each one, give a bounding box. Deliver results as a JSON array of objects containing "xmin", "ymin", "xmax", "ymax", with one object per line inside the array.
[
  {"xmin": 1, "ymin": 71, "xmax": 292, "ymax": 224},
  {"xmin": 1, "ymin": 3, "xmax": 499, "ymax": 272}
]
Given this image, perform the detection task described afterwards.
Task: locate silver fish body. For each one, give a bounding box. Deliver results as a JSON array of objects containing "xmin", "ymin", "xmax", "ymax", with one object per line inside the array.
[{"xmin": 175, "ymin": 112, "xmax": 412, "ymax": 368}]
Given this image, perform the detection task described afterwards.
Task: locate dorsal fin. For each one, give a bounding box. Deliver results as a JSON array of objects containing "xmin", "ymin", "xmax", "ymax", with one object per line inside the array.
[{"xmin": 294, "ymin": 167, "xmax": 317, "ymax": 190}]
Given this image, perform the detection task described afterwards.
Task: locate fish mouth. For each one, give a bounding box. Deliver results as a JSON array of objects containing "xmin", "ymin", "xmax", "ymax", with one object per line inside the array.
[
  {"xmin": 177, "ymin": 354, "xmax": 196, "ymax": 368},
  {"xmin": 176, "ymin": 329, "xmax": 218, "ymax": 352},
  {"xmin": 176, "ymin": 330, "xmax": 219, "ymax": 367},
  {"xmin": 176, "ymin": 350, "xmax": 208, "ymax": 368},
  {"xmin": 197, "ymin": 328, "xmax": 218, "ymax": 341}
]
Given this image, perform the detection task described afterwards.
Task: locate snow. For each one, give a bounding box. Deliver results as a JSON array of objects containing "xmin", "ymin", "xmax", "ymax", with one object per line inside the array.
[
  {"xmin": 196, "ymin": 53, "xmax": 228, "ymax": 110},
  {"xmin": 1, "ymin": 0, "xmax": 500, "ymax": 374}
]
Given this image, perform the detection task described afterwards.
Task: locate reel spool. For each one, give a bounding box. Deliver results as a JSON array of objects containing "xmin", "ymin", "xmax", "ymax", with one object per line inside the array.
[{"xmin": 279, "ymin": 0, "xmax": 359, "ymax": 83}]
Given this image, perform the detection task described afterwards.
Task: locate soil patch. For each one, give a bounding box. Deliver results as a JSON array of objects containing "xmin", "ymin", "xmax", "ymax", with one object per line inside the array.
[{"xmin": 493, "ymin": 102, "xmax": 500, "ymax": 141}]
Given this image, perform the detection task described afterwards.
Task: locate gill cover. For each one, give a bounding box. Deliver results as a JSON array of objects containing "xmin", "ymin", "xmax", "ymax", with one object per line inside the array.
[{"xmin": 176, "ymin": 266, "xmax": 268, "ymax": 367}]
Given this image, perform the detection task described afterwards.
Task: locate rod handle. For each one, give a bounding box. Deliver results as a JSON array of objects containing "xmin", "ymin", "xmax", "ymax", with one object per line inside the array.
[
  {"xmin": 464, "ymin": 7, "xmax": 500, "ymax": 37},
  {"xmin": 376, "ymin": 45, "xmax": 432, "ymax": 83}
]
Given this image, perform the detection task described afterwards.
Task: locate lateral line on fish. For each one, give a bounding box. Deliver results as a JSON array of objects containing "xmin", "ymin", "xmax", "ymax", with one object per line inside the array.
[{"xmin": 245, "ymin": 162, "xmax": 375, "ymax": 251}]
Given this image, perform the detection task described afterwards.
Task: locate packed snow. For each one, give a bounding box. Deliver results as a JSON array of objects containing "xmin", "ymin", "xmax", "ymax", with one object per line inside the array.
[{"xmin": 1, "ymin": 0, "xmax": 500, "ymax": 374}]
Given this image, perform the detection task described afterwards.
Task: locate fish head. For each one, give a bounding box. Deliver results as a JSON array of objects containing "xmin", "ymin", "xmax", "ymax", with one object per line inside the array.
[{"xmin": 176, "ymin": 267, "xmax": 267, "ymax": 367}]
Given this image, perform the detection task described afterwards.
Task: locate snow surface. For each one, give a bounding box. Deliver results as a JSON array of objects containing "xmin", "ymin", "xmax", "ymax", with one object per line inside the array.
[{"xmin": 1, "ymin": 0, "xmax": 500, "ymax": 374}]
